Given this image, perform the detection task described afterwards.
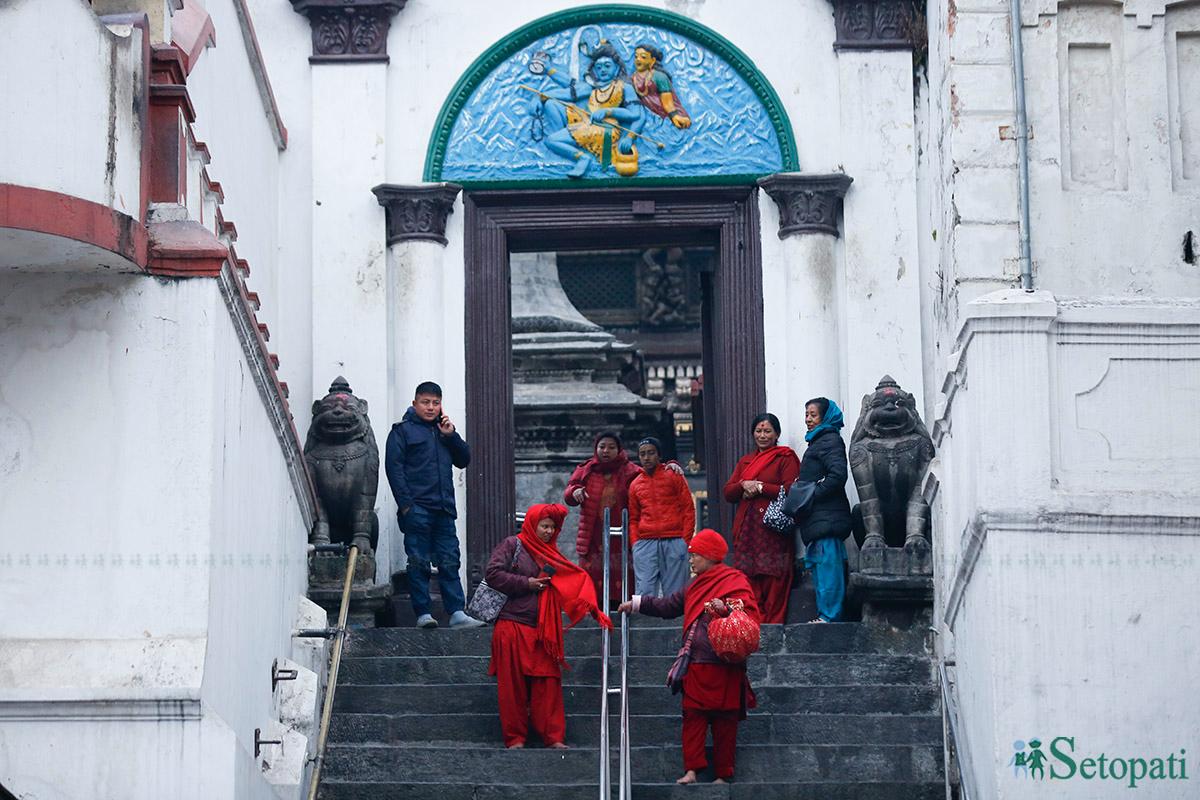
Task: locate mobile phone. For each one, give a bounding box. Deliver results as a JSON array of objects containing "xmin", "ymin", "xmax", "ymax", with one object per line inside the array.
[{"xmin": 541, "ymin": 564, "xmax": 557, "ymax": 577}]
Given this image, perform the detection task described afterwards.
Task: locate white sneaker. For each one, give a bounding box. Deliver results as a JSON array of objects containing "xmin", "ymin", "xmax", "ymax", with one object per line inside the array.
[
  {"xmin": 416, "ymin": 613, "xmax": 438, "ymax": 629},
  {"xmin": 449, "ymin": 610, "xmax": 485, "ymax": 629}
]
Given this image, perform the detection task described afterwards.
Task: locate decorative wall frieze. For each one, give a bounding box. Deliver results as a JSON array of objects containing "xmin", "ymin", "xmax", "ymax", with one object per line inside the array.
[
  {"xmin": 831, "ymin": 0, "xmax": 921, "ymax": 50},
  {"xmin": 757, "ymin": 173, "xmax": 854, "ymax": 238},
  {"xmin": 371, "ymin": 183, "xmax": 462, "ymax": 246},
  {"xmin": 289, "ymin": 0, "xmax": 407, "ymax": 63}
]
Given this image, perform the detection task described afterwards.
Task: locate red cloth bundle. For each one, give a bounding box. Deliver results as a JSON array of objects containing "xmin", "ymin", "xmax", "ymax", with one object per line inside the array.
[{"xmin": 707, "ymin": 598, "xmax": 761, "ymax": 663}]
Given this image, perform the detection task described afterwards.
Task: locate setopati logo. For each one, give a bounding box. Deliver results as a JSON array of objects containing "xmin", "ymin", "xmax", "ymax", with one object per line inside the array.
[{"xmin": 1009, "ymin": 736, "xmax": 1188, "ymax": 789}]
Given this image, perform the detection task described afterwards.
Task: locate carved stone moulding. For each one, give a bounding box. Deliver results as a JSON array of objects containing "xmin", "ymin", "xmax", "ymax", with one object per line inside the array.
[
  {"xmin": 371, "ymin": 183, "xmax": 462, "ymax": 246},
  {"xmin": 832, "ymin": 0, "xmax": 920, "ymax": 50},
  {"xmin": 289, "ymin": 0, "xmax": 407, "ymax": 63},
  {"xmin": 757, "ymin": 173, "xmax": 854, "ymax": 238}
]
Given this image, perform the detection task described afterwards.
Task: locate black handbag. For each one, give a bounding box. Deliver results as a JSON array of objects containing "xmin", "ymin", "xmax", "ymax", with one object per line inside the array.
[{"xmin": 781, "ymin": 480, "xmax": 817, "ymax": 520}]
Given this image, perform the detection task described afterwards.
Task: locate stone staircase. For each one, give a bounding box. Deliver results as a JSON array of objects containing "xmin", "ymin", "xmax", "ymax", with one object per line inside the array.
[{"xmin": 318, "ymin": 616, "xmax": 946, "ymax": 799}]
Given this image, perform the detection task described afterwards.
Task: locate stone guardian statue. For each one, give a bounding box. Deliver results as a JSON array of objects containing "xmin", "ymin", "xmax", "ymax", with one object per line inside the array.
[
  {"xmin": 304, "ymin": 377, "xmax": 380, "ymax": 557},
  {"xmin": 848, "ymin": 376, "xmax": 935, "ymax": 553}
]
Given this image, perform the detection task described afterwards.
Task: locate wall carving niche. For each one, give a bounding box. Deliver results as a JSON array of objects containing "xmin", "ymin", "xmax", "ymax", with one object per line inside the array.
[{"xmin": 423, "ymin": 6, "xmax": 797, "ymax": 186}]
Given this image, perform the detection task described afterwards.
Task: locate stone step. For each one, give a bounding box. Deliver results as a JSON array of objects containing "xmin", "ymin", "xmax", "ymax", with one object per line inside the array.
[
  {"xmin": 329, "ymin": 711, "xmax": 945, "ymax": 747},
  {"xmin": 321, "ymin": 742, "xmax": 945, "ymax": 784},
  {"xmin": 319, "ymin": 780, "xmax": 948, "ymax": 800},
  {"xmin": 343, "ymin": 622, "xmax": 927, "ymax": 659},
  {"xmin": 338, "ymin": 653, "xmax": 931, "ymax": 687},
  {"xmin": 334, "ymin": 682, "xmax": 940, "ymax": 717}
]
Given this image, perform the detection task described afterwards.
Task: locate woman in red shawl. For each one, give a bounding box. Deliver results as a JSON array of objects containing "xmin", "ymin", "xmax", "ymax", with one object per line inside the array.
[
  {"xmin": 619, "ymin": 529, "xmax": 759, "ymax": 784},
  {"xmin": 564, "ymin": 431, "xmax": 643, "ymax": 604},
  {"xmin": 723, "ymin": 413, "xmax": 801, "ymax": 624},
  {"xmin": 485, "ymin": 503, "xmax": 613, "ymax": 749}
]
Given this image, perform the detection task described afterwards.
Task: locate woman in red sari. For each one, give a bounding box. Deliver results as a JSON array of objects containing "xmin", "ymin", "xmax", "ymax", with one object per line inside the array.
[
  {"xmin": 619, "ymin": 529, "xmax": 760, "ymax": 784},
  {"xmin": 564, "ymin": 431, "xmax": 643, "ymax": 604},
  {"xmin": 723, "ymin": 413, "xmax": 801, "ymax": 624},
  {"xmin": 485, "ymin": 503, "xmax": 613, "ymax": 749}
]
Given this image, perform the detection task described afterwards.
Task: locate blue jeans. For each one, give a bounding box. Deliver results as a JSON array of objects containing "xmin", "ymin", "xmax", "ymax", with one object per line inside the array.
[
  {"xmin": 804, "ymin": 537, "xmax": 847, "ymax": 622},
  {"xmin": 400, "ymin": 504, "xmax": 466, "ymax": 616},
  {"xmin": 633, "ymin": 537, "xmax": 690, "ymax": 598}
]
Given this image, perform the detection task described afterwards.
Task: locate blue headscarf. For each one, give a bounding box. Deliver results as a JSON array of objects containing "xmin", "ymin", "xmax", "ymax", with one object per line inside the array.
[{"xmin": 804, "ymin": 399, "xmax": 845, "ymax": 442}]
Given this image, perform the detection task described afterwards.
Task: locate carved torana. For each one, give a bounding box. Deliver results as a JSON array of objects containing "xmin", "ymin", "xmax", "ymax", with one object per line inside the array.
[
  {"xmin": 289, "ymin": 0, "xmax": 407, "ymax": 63},
  {"xmin": 757, "ymin": 173, "xmax": 853, "ymax": 238},
  {"xmin": 372, "ymin": 183, "xmax": 462, "ymax": 246},
  {"xmin": 831, "ymin": 0, "xmax": 921, "ymax": 50}
]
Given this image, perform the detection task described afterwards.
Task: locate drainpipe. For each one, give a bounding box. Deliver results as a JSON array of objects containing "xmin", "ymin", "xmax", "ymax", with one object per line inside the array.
[{"xmin": 1008, "ymin": 0, "xmax": 1035, "ymax": 291}]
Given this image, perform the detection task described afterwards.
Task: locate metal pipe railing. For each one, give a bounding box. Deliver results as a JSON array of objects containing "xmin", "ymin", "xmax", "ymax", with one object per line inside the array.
[
  {"xmin": 306, "ymin": 543, "xmax": 359, "ymax": 800},
  {"xmin": 939, "ymin": 659, "xmax": 977, "ymax": 800},
  {"xmin": 618, "ymin": 509, "xmax": 631, "ymax": 799},
  {"xmin": 599, "ymin": 508, "xmax": 612, "ymax": 799},
  {"xmin": 598, "ymin": 508, "xmax": 633, "ymax": 798}
]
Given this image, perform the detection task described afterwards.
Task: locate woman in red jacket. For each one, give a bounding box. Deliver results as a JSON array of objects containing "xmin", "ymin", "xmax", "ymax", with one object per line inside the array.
[
  {"xmin": 723, "ymin": 413, "xmax": 800, "ymax": 624},
  {"xmin": 485, "ymin": 503, "xmax": 613, "ymax": 749},
  {"xmin": 563, "ymin": 432, "xmax": 642, "ymax": 604},
  {"xmin": 619, "ymin": 529, "xmax": 760, "ymax": 784}
]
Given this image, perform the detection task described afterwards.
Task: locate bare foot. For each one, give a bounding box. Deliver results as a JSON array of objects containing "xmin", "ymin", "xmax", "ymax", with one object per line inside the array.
[
  {"xmin": 548, "ymin": 742, "xmax": 569, "ymax": 749},
  {"xmin": 713, "ymin": 778, "xmax": 729, "ymax": 784},
  {"xmin": 676, "ymin": 770, "xmax": 698, "ymax": 785},
  {"xmin": 506, "ymin": 742, "xmax": 525, "ymax": 749}
]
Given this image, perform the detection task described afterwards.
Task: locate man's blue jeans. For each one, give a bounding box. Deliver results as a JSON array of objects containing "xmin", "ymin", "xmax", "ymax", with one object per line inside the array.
[{"xmin": 400, "ymin": 504, "xmax": 466, "ymax": 617}]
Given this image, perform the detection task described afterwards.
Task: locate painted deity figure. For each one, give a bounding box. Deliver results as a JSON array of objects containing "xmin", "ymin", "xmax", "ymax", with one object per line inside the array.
[
  {"xmin": 631, "ymin": 43, "xmax": 691, "ymax": 129},
  {"xmin": 528, "ymin": 42, "xmax": 645, "ymax": 178}
]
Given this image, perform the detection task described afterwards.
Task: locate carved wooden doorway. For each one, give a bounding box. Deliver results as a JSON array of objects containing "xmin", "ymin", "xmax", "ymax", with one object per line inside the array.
[{"xmin": 462, "ymin": 186, "xmax": 765, "ymax": 581}]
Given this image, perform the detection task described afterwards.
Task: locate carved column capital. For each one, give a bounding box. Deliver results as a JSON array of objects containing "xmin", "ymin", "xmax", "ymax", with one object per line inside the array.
[
  {"xmin": 831, "ymin": 0, "xmax": 921, "ymax": 50},
  {"xmin": 757, "ymin": 173, "xmax": 853, "ymax": 238},
  {"xmin": 372, "ymin": 183, "xmax": 462, "ymax": 246},
  {"xmin": 289, "ymin": 0, "xmax": 407, "ymax": 63}
]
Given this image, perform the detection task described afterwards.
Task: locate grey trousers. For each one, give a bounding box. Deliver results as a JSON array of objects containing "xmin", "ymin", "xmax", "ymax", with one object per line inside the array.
[{"xmin": 633, "ymin": 537, "xmax": 691, "ymax": 597}]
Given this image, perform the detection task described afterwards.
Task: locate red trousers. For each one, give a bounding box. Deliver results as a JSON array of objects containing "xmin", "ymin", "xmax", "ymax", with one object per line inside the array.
[
  {"xmin": 680, "ymin": 662, "xmax": 751, "ymax": 779},
  {"xmin": 749, "ymin": 572, "xmax": 792, "ymax": 624},
  {"xmin": 490, "ymin": 619, "xmax": 566, "ymax": 747},
  {"xmin": 682, "ymin": 709, "xmax": 740, "ymax": 778}
]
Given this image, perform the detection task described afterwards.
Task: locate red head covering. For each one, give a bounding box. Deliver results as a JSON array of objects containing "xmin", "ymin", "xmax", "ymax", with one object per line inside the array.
[
  {"xmin": 517, "ymin": 503, "xmax": 614, "ymax": 666},
  {"xmin": 688, "ymin": 528, "xmax": 728, "ymax": 562}
]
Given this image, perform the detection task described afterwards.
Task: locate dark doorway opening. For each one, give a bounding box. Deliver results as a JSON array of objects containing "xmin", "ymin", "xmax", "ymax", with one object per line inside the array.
[{"xmin": 463, "ymin": 186, "xmax": 765, "ymax": 581}]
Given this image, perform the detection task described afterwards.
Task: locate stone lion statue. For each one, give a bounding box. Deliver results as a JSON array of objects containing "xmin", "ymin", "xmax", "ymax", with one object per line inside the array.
[
  {"xmin": 304, "ymin": 377, "xmax": 379, "ymax": 556},
  {"xmin": 848, "ymin": 375, "xmax": 935, "ymax": 552}
]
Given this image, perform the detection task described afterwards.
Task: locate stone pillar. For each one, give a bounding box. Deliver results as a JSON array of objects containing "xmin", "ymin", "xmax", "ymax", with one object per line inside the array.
[
  {"xmin": 292, "ymin": 0, "xmax": 406, "ymax": 590},
  {"xmin": 831, "ymin": 0, "xmax": 926, "ymax": 432},
  {"xmin": 758, "ymin": 173, "xmax": 852, "ymax": 445},
  {"xmin": 372, "ymin": 183, "xmax": 463, "ymax": 586}
]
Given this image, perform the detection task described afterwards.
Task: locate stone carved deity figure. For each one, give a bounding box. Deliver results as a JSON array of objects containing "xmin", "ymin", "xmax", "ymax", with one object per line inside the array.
[
  {"xmin": 848, "ymin": 376, "xmax": 935, "ymax": 552},
  {"xmin": 304, "ymin": 377, "xmax": 380, "ymax": 557},
  {"xmin": 640, "ymin": 247, "xmax": 688, "ymax": 327}
]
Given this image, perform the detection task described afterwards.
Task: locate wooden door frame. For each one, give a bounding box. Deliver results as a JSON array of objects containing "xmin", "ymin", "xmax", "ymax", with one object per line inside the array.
[{"xmin": 462, "ymin": 185, "xmax": 766, "ymax": 581}]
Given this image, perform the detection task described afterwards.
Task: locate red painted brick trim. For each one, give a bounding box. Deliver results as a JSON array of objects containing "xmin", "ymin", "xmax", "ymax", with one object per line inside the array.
[
  {"xmin": 146, "ymin": 219, "xmax": 228, "ymax": 277},
  {"xmin": 0, "ymin": 183, "xmax": 149, "ymax": 267}
]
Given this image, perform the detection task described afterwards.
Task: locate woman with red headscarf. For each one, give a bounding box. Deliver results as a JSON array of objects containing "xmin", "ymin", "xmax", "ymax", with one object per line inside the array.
[
  {"xmin": 564, "ymin": 431, "xmax": 643, "ymax": 603},
  {"xmin": 485, "ymin": 503, "xmax": 613, "ymax": 749},
  {"xmin": 723, "ymin": 412, "xmax": 800, "ymax": 624},
  {"xmin": 619, "ymin": 529, "xmax": 760, "ymax": 785}
]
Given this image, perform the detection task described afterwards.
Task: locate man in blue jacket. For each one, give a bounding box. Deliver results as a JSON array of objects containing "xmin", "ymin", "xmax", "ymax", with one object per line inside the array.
[{"xmin": 385, "ymin": 381, "xmax": 483, "ymax": 629}]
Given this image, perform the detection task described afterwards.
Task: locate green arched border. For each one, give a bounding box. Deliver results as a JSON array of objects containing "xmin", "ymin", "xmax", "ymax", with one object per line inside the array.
[{"xmin": 423, "ymin": 4, "xmax": 799, "ymax": 186}]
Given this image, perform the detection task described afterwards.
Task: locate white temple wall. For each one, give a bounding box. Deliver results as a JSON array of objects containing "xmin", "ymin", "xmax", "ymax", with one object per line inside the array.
[
  {"xmin": 186, "ymin": 1, "xmax": 284, "ymax": 335},
  {"xmin": 0, "ymin": 0, "xmax": 144, "ymax": 217},
  {"xmin": 0, "ymin": 272, "xmax": 315, "ymax": 799}
]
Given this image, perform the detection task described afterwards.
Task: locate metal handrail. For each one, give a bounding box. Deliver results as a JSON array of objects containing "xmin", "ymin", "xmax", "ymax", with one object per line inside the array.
[
  {"xmin": 939, "ymin": 659, "xmax": 977, "ymax": 800},
  {"xmin": 305, "ymin": 542, "xmax": 359, "ymax": 800},
  {"xmin": 599, "ymin": 509, "xmax": 633, "ymax": 798}
]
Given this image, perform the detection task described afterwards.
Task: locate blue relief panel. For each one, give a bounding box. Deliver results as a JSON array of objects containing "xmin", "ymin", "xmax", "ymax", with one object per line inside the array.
[{"xmin": 439, "ymin": 22, "xmax": 786, "ymax": 183}]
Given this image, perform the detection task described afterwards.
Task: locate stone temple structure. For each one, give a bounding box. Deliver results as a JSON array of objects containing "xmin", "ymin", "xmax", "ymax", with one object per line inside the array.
[{"xmin": 510, "ymin": 252, "xmax": 663, "ymax": 552}]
